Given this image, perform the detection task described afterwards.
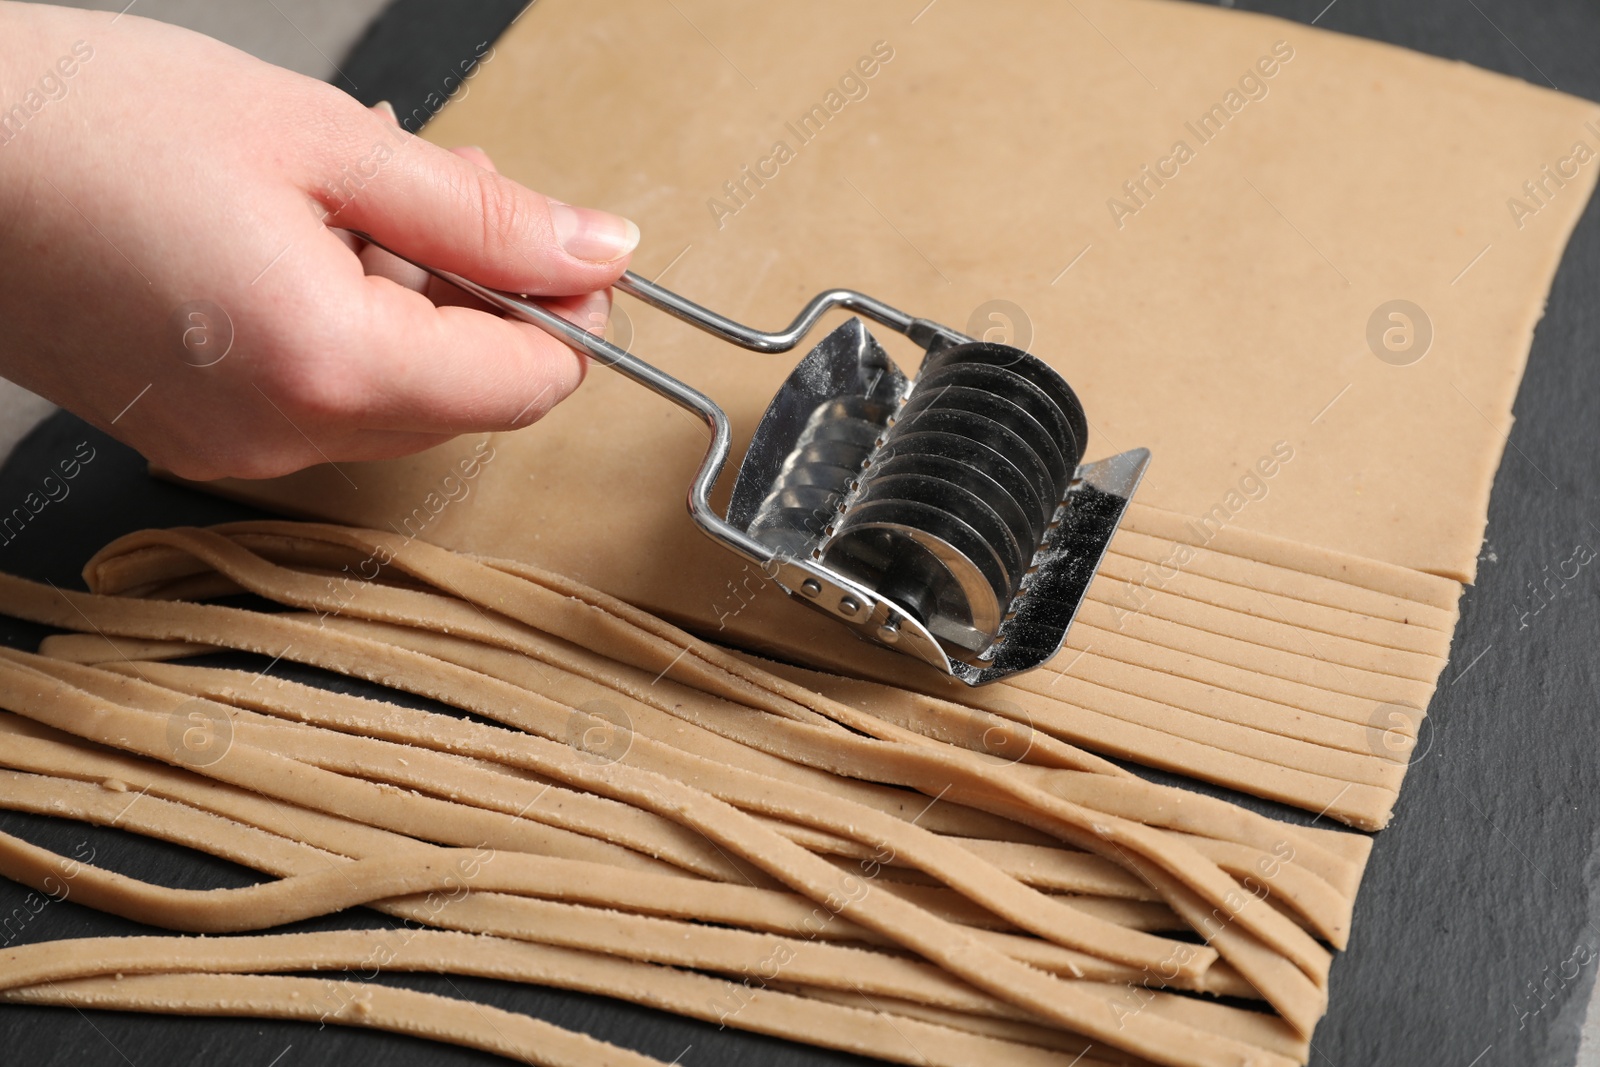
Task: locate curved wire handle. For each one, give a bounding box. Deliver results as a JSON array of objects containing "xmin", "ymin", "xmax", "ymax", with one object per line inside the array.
[{"xmin": 616, "ymin": 272, "xmax": 914, "ymax": 352}]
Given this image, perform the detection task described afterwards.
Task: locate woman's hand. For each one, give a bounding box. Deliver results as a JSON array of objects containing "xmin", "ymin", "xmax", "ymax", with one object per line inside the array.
[{"xmin": 0, "ymin": 2, "xmax": 637, "ymax": 480}]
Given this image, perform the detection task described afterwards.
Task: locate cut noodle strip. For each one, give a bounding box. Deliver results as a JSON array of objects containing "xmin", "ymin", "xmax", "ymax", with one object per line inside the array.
[
  {"xmin": 0, "ymin": 656, "xmax": 1311, "ymax": 1064},
  {"xmin": 0, "ymin": 516, "xmax": 1392, "ymax": 1060},
  {"xmin": 10, "ymin": 533, "xmax": 1332, "ymax": 982},
  {"xmin": 0, "ymin": 722, "xmax": 1259, "ymax": 998},
  {"xmin": 0, "ymin": 935, "xmax": 1145, "ymax": 1067}
]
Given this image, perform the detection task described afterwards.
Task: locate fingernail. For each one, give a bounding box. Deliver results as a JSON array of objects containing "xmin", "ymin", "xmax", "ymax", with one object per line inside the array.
[
  {"xmin": 373, "ymin": 100, "xmax": 398, "ymax": 124},
  {"xmin": 549, "ymin": 202, "xmax": 640, "ymax": 263}
]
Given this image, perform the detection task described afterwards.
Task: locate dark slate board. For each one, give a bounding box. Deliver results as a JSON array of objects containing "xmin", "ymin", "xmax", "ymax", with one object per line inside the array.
[
  {"xmin": 336, "ymin": 0, "xmax": 530, "ymax": 128},
  {"xmin": 2, "ymin": 0, "xmax": 1599, "ymax": 1064}
]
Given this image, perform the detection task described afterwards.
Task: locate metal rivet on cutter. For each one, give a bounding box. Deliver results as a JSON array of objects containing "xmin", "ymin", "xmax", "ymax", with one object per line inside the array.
[{"xmin": 361, "ymin": 235, "xmax": 1149, "ymax": 686}]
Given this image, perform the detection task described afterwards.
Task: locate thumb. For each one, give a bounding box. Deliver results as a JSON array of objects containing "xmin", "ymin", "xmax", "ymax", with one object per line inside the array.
[{"xmin": 319, "ymin": 110, "xmax": 638, "ymax": 296}]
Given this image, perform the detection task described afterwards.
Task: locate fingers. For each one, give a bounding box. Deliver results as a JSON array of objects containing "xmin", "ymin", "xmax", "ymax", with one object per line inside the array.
[
  {"xmin": 359, "ymin": 241, "xmax": 430, "ymax": 292},
  {"xmin": 449, "ymin": 145, "xmax": 497, "ymax": 172},
  {"xmin": 353, "ymin": 128, "xmax": 519, "ymax": 311},
  {"xmin": 422, "ymin": 146, "xmax": 515, "ymax": 310},
  {"xmin": 362, "ymin": 146, "xmax": 512, "ymax": 310},
  {"xmin": 290, "ymin": 104, "xmax": 612, "ymax": 439},
  {"xmin": 352, "ymin": 104, "xmax": 448, "ymax": 295},
  {"xmin": 334, "ymin": 276, "xmax": 606, "ymax": 434},
  {"xmin": 320, "ymin": 105, "xmax": 638, "ymax": 297}
]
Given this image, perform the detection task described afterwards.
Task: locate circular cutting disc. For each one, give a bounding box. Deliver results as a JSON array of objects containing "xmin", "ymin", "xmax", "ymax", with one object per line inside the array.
[
  {"xmin": 920, "ymin": 341, "xmax": 1089, "ymax": 468},
  {"xmin": 877, "ymin": 407, "xmax": 1059, "ymax": 529},
  {"xmin": 913, "ymin": 361, "xmax": 1081, "ymax": 478},
  {"xmin": 877, "ymin": 429, "xmax": 1052, "ymax": 547},
  {"xmin": 853, "ymin": 469, "xmax": 1026, "ymax": 598},
  {"xmin": 826, "ymin": 496, "xmax": 1009, "ymax": 640},
  {"xmin": 896, "ymin": 385, "xmax": 1069, "ymax": 496},
  {"xmin": 859, "ymin": 450, "xmax": 1036, "ymax": 577}
]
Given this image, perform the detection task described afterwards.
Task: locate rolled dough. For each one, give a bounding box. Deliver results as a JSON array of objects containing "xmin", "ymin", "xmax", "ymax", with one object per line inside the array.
[
  {"xmin": 191, "ymin": 1, "xmax": 1596, "ymax": 824},
  {"xmin": 208, "ymin": 0, "xmax": 1599, "ymax": 581}
]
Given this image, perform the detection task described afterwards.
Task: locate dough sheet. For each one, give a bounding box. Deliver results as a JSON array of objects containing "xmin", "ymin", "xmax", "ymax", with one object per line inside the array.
[
  {"xmin": 209, "ymin": 0, "xmax": 1600, "ymax": 584},
  {"xmin": 182, "ymin": 0, "xmax": 1598, "ymax": 841}
]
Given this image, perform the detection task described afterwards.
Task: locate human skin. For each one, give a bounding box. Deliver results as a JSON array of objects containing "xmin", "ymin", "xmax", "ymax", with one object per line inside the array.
[{"xmin": 0, "ymin": 2, "xmax": 638, "ymax": 479}]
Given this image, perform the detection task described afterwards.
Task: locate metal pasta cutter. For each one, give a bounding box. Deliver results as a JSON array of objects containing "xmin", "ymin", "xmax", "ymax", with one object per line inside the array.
[{"xmin": 374, "ymin": 240, "xmax": 1149, "ymax": 685}]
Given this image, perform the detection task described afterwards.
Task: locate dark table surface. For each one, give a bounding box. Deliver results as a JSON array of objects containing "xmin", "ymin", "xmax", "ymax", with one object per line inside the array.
[{"xmin": 3, "ymin": 1, "xmax": 1600, "ymax": 1064}]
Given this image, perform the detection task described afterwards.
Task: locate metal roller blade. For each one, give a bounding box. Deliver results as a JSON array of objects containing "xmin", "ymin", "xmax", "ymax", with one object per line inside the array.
[
  {"xmin": 883, "ymin": 405, "xmax": 1061, "ymax": 528},
  {"xmin": 727, "ymin": 317, "xmax": 1148, "ymax": 682},
  {"xmin": 920, "ymin": 341, "xmax": 1090, "ymax": 465},
  {"xmin": 911, "ymin": 361, "xmax": 1083, "ymax": 472},
  {"xmin": 897, "ymin": 384, "xmax": 1072, "ymax": 491},
  {"xmin": 858, "ymin": 449, "xmax": 1036, "ymax": 575},
  {"xmin": 835, "ymin": 470, "xmax": 1024, "ymax": 620},
  {"xmin": 881, "ymin": 429, "xmax": 1052, "ymax": 532}
]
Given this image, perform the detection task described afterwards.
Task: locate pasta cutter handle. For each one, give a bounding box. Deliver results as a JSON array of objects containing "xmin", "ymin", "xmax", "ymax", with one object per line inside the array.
[{"xmin": 351, "ymin": 237, "xmax": 926, "ymax": 650}]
